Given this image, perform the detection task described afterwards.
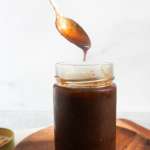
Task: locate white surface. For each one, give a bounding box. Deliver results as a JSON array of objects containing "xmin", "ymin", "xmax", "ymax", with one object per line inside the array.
[
  {"xmin": 0, "ymin": 0, "xmax": 150, "ymax": 115},
  {"xmin": 0, "ymin": 111, "xmax": 53, "ymax": 130}
]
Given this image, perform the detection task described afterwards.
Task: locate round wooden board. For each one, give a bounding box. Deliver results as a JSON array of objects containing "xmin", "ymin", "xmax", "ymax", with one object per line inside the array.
[{"xmin": 15, "ymin": 119, "xmax": 150, "ymax": 150}]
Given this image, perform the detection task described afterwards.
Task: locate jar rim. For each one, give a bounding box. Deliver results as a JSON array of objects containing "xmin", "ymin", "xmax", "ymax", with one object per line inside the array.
[
  {"xmin": 55, "ymin": 62, "xmax": 114, "ymax": 82},
  {"xmin": 55, "ymin": 62, "xmax": 113, "ymax": 67}
]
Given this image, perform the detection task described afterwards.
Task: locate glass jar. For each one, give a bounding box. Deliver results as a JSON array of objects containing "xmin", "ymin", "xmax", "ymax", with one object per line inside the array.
[{"xmin": 53, "ymin": 62, "xmax": 116, "ymax": 150}]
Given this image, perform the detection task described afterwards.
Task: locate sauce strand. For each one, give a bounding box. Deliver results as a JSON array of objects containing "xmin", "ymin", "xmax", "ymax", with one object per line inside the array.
[{"xmin": 83, "ymin": 49, "xmax": 88, "ymax": 61}]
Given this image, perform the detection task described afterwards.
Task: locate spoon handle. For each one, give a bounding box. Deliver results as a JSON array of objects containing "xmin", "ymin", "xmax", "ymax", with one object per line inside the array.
[
  {"xmin": 48, "ymin": 0, "xmax": 60, "ymax": 16},
  {"xmin": 117, "ymin": 119, "xmax": 150, "ymax": 139}
]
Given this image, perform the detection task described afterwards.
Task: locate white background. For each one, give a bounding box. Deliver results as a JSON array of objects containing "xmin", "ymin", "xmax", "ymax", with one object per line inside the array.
[{"xmin": 0, "ymin": 0, "xmax": 150, "ymax": 129}]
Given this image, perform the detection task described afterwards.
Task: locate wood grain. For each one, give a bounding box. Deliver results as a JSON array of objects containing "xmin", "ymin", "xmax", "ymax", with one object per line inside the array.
[{"xmin": 15, "ymin": 119, "xmax": 150, "ymax": 150}]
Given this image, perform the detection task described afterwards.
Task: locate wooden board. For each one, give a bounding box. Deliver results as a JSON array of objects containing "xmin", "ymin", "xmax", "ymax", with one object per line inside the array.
[{"xmin": 15, "ymin": 119, "xmax": 150, "ymax": 150}]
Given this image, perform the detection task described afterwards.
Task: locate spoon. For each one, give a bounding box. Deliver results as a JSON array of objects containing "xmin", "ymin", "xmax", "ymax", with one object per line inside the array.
[{"xmin": 48, "ymin": 0, "xmax": 91, "ymax": 61}]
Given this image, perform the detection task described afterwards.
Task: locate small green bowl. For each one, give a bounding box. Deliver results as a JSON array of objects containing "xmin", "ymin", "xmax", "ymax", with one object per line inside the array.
[{"xmin": 0, "ymin": 128, "xmax": 14, "ymax": 150}]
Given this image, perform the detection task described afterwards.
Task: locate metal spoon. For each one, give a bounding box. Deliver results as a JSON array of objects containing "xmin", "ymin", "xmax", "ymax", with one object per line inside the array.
[{"xmin": 48, "ymin": 0, "xmax": 91, "ymax": 61}]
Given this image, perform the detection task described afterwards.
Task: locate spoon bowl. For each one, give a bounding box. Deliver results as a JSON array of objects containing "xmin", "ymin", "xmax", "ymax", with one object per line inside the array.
[{"xmin": 55, "ymin": 15, "xmax": 91, "ymax": 51}]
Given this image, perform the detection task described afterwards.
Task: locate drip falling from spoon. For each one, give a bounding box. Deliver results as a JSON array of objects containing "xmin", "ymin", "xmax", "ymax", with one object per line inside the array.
[{"xmin": 48, "ymin": 0, "xmax": 91, "ymax": 61}]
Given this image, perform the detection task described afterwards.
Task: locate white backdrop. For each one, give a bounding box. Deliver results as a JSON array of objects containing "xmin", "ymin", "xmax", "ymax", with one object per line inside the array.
[{"xmin": 1, "ymin": 0, "xmax": 150, "ymax": 114}]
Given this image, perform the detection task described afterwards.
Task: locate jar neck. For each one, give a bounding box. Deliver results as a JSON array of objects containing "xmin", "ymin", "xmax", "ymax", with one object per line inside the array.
[{"xmin": 55, "ymin": 76, "xmax": 114, "ymax": 88}]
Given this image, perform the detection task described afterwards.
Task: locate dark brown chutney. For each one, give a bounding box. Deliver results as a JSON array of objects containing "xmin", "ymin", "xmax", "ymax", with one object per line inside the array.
[{"xmin": 53, "ymin": 83, "xmax": 116, "ymax": 150}]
